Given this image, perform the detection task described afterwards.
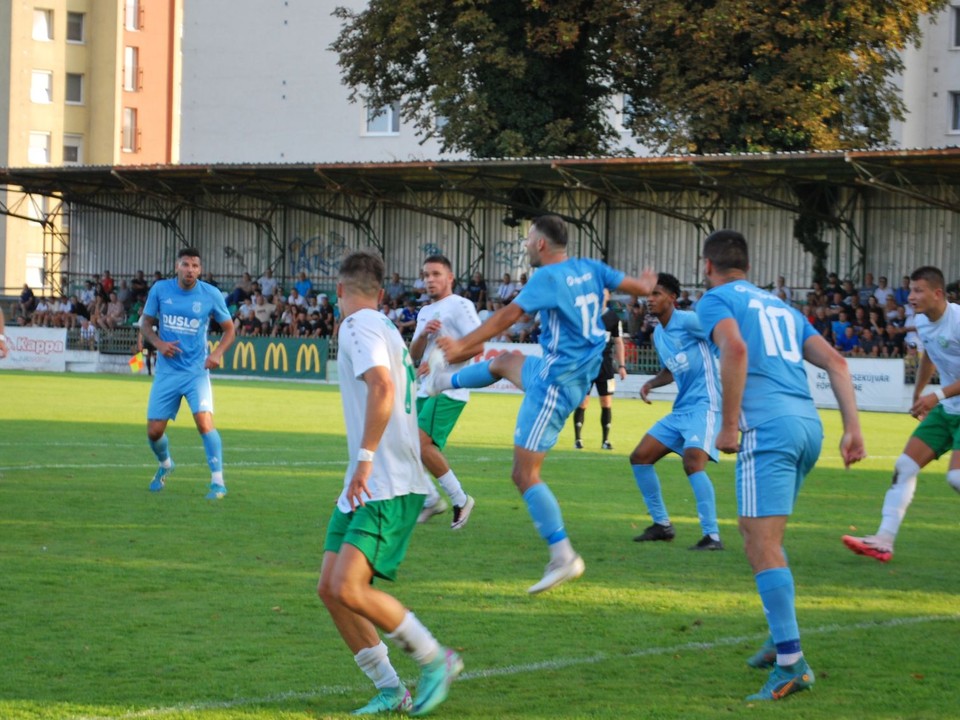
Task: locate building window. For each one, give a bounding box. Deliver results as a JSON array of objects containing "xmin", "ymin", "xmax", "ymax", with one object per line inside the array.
[
  {"xmin": 66, "ymin": 11, "xmax": 85, "ymax": 43},
  {"xmin": 31, "ymin": 70, "xmax": 53, "ymax": 103},
  {"xmin": 122, "ymin": 108, "xmax": 138, "ymax": 152},
  {"xmin": 953, "ymin": 6, "xmax": 960, "ymax": 48},
  {"xmin": 65, "ymin": 73, "xmax": 84, "ymax": 104},
  {"xmin": 365, "ymin": 102, "xmax": 401, "ymax": 135},
  {"xmin": 952, "ymin": 92, "xmax": 960, "ymax": 132},
  {"xmin": 125, "ymin": 0, "xmax": 140, "ymax": 30},
  {"xmin": 124, "ymin": 46, "xmax": 139, "ymax": 91},
  {"xmin": 33, "ymin": 9, "xmax": 53, "ymax": 40},
  {"xmin": 28, "ymin": 132, "xmax": 51, "ymax": 164},
  {"xmin": 63, "ymin": 134, "xmax": 84, "ymax": 164}
]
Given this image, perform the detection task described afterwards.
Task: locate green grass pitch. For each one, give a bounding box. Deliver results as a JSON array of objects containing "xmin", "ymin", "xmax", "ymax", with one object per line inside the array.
[{"xmin": 0, "ymin": 371, "xmax": 958, "ymax": 719}]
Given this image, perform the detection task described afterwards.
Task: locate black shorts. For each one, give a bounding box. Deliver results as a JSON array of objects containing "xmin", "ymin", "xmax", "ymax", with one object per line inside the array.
[{"xmin": 591, "ymin": 366, "xmax": 615, "ymax": 397}]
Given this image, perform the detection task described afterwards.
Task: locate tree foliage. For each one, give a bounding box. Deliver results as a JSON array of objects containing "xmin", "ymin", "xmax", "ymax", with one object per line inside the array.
[{"xmin": 333, "ymin": 0, "xmax": 946, "ymax": 159}]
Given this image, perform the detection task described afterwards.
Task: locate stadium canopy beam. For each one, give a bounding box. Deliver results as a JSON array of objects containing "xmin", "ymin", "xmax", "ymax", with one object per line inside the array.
[{"xmin": 846, "ymin": 158, "xmax": 960, "ymax": 214}]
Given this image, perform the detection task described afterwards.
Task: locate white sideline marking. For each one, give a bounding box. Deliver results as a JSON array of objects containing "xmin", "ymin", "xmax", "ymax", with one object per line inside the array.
[{"xmin": 64, "ymin": 614, "xmax": 960, "ymax": 719}]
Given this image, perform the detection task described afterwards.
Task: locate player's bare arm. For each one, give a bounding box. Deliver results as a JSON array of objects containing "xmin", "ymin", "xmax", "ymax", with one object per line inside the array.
[
  {"xmin": 346, "ymin": 365, "xmax": 394, "ymax": 509},
  {"xmin": 640, "ymin": 367, "xmax": 675, "ymax": 403},
  {"xmin": 711, "ymin": 317, "xmax": 747, "ymax": 454},
  {"xmin": 802, "ymin": 333, "xmax": 866, "ymax": 468},
  {"xmin": 205, "ymin": 318, "xmax": 236, "ymax": 370}
]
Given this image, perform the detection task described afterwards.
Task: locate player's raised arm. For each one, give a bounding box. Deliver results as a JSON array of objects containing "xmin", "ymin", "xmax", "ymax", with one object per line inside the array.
[
  {"xmin": 438, "ymin": 301, "xmax": 524, "ymax": 364},
  {"xmin": 802, "ymin": 333, "xmax": 866, "ymax": 468}
]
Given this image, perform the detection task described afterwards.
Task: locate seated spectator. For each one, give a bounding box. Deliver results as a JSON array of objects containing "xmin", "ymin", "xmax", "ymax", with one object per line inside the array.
[
  {"xmin": 826, "ymin": 291, "xmax": 847, "ymax": 318},
  {"xmin": 380, "ymin": 300, "xmax": 399, "ymax": 324},
  {"xmin": 272, "ymin": 304, "xmax": 295, "ymax": 337},
  {"xmin": 858, "ymin": 272, "xmax": 877, "ymax": 305},
  {"xmin": 203, "ymin": 273, "xmax": 219, "ymax": 289},
  {"xmin": 98, "ymin": 292, "xmax": 126, "ymax": 329},
  {"xmin": 478, "ymin": 298, "xmax": 498, "ymax": 322},
  {"xmin": 894, "ymin": 275, "xmax": 911, "ymax": 306},
  {"xmin": 627, "ymin": 300, "xmax": 644, "ymax": 338},
  {"xmin": 294, "ymin": 271, "xmax": 314, "ymax": 299},
  {"xmin": 825, "ymin": 272, "xmax": 843, "ymax": 298},
  {"xmin": 252, "ymin": 294, "xmax": 276, "ymax": 336},
  {"xmin": 57, "ymin": 296, "xmax": 78, "ymax": 329},
  {"xmin": 635, "ymin": 305, "xmax": 660, "ymax": 347},
  {"xmin": 884, "ymin": 295, "xmax": 900, "ymax": 323},
  {"xmin": 835, "ymin": 325, "xmax": 860, "ymax": 355},
  {"xmin": 235, "ymin": 298, "xmax": 257, "ymax": 335},
  {"xmin": 775, "ymin": 276, "xmax": 792, "ymax": 304},
  {"xmin": 225, "ymin": 272, "xmax": 254, "ymax": 307},
  {"xmin": 117, "ymin": 280, "xmax": 133, "ymax": 310},
  {"xmin": 32, "ymin": 296, "xmax": 51, "ymax": 326},
  {"xmin": 831, "ymin": 310, "xmax": 851, "ymax": 342},
  {"xmin": 465, "ymin": 271, "xmax": 487, "ymax": 310},
  {"xmin": 677, "ymin": 290, "xmax": 693, "ymax": 310},
  {"xmin": 385, "ymin": 272, "xmax": 408, "ymax": 305},
  {"xmin": 99, "ymin": 270, "xmax": 115, "ymax": 299},
  {"xmin": 18, "ymin": 284, "xmax": 37, "ymax": 324},
  {"xmin": 396, "ymin": 299, "xmax": 418, "ymax": 339},
  {"xmin": 857, "ymin": 328, "xmax": 881, "ymax": 357},
  {"xmin": 287, "ymin": 287, "xmax": 306, "ymax": 308},
  {"xmin": 78, "ymin": 317, "xmax": 98, "ymax": 350},
  {"xmin": 867, "ymin": 310, "xmax": 886, "ymax": 333},
  {"xmin": 497, "ymin": 273, "xmax": 518, "ymax": 304},
  {"xmin": 810, "ymin": 280, "xmax": 826, "ymax": 305},
  {"xmin": 811, "ymin": 305, "xmax": 832, "ymax": 343},
  {"xmin": 293, "ymin": 309, "xmax": 314, "ymax": 338},
  {"xmin": 873, "ymin": 276, "xmax": 893, "ymax": 306},
  {"xmin": 877, "ymin": 326, "xmax": 902, "ymax": 358},
  {"xmin": 130, "ymin": 270, "xmax": 149, "ymax": 302},
  {"xmin": 413, "ymin": 270, "xmax": 429, "ymax": 304},
  {"xmin": 317, "ymin": 295, "xmax": 336, "ymax": 337}
]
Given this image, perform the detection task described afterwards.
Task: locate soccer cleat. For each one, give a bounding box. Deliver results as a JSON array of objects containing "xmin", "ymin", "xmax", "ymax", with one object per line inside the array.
[
  {"xmin": 601, "ymin": 441, "xmax": 614, "ymax": 450},
  {"xmin": 527, "ymin": 554, "xmax": 586, "ymax": 594},
  {"xmin": 746, "ymin": 636, "xmax": 777, "ymax": 669},
  {"xmin": 450, "ymin": 495, "xmax": 475, "ymax": 530},
  {"xmin": 419, "ymin": 348, "xmax": 449, "ymax": 398},
  {"xmin": 841, "ymin": 534, "xmax": 893, "ymax": 562},
  {"xmin": 574, "ymin": 439, "xmax": 584, "ymax": 449},
  {"xmin": 410, "ymin": 648, "xmax": 463, "ymax": 717},
  {"xmin": 746, "ymin": 658, "xmax": 814, "ymax": 701},
  {"xmin": 417, "ymin": 498, "xmax": 448, "ymax": 524},
  {"xmin": 205, "ymin": 483, "xmax": 227, "ymax": 500},
  {"xmin": 149, "ymin": 461, "xmax": 175, "ymax": 492},
  {"xmin": 352, "ymin": 685, "xmax": 413, "ymax": 715},
  {"xmin": 689, "ymin": 535, "xmax": 725, "ymax": 551},
  {"xmin": 633, "ymin": 522, "xmax": 676, "ymax": 542}
]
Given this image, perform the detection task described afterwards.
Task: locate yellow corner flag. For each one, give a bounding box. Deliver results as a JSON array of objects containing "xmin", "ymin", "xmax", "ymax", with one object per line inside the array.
[{"xmin": 129, "ymin": 351, "xmax": 144, "ymax": 374}]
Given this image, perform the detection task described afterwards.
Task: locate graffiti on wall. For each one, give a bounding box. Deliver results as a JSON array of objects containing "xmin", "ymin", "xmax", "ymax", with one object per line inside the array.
[
  {"xmin": 288, "ymin": 230, "xmax": 347, "ymax": 277},
  {"xmin": 492, "ymin": 234, "xmax": 528, "ymax": 274}
]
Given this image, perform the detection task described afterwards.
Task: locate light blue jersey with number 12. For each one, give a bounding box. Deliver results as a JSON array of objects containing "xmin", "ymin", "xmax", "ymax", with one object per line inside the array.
[{"xmin": 696, "ymin": 280, "xmax": 819, "ymax": 431}]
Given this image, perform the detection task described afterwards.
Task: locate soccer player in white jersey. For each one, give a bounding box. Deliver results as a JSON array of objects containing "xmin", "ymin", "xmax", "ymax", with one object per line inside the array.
[
  {"xmin": 317, "ymin": 250, "xmax": 462, "ymax": 717},
  {"xmin": 843, "ymin": 266, "xmax": 960, "ymax": 562},
  {"xmin": 631, "ymin": 273, "xmax": 724, "ymax": 550},
  {"xmin": 427, "ymin": 215, "xmax": 657, "ymax": 594},
  {"xmin": 141, "ymin": 248, "xmax": 236, "ymax": 499},
  {"xmin": 409, "ymin": 255, "xmax": 481, "ymax": 529},
  {"xmin": 697, "ymin": 230, "xmax": 864, "ymax": 701}
]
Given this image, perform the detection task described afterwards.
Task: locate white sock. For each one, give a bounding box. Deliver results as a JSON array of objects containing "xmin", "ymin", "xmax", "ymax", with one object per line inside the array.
[
  {"xmin": 386, "ymin": 612, "xmax": 440, "ymax": 666},
  {"xmin": 778, "ymin": 651, "xmax": 803, "ymax": 667},
  {"xmin": 437, "ymin": 470, "xmax": 467, "ymax": 507},
  {"xmin": 423, "ymin": 480, "xmax": 441, "ymax": 508},
  {"xmin": 877, "ymin": 454, "xmax": 920, "ymax": 541},
  {"xmin": 354, "ymin": 641, "xmax": 401, "ymax": 690},
  {"xmin": 160, "ymin": 458, "xmax": 172, "ymax": 469},
  {"xmin": 548, "ymin": 537, "xmax": 576, "ymax": 564},
  {"xmin": 946, "ymin": 469, "xmax": 960, "ymax": 494},
  {"xmin": 211, "ymin": 471, "xmax": 224, "ymax": 486}
]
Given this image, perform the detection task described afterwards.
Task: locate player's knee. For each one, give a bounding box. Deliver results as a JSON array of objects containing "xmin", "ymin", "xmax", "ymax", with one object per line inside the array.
[
  {"xmin": 893, "ymin": 454, "xmax": 921, "ymax": 486},
  {"xmin": 946, "ymin": 469, "xmax": 960, "ymax": 494}
]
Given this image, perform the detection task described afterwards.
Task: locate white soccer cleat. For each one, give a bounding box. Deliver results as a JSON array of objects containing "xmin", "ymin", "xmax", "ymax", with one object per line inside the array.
[
  {"xmin": 419, "ymin": 347, "xmax": 450, "ymax": 397},
  {"xmin": 527, "ymin": 554, "xmax": 585, "ymax": 594},
  {"xmin": 417, "ymin": 498, "xmax": 449, "ymax": 524}
]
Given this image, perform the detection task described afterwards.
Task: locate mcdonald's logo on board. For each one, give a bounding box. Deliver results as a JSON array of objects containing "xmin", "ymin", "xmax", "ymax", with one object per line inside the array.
[
  {"xmin": 264, "ymin": 342, "xmax": 289, "ymax": 372},
  {"xmin": 296, "ymin": 343, "xmax": 321, "ymax": 374},
  {"xmin": 233, "ymin": 341, "xmax": 256, "ymax": 370}
]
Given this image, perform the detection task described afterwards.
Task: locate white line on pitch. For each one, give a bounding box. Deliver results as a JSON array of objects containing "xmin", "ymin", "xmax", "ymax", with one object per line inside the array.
[{"xmin": 63, "ymin": 613, "xmax": 960, "ymax": 720}]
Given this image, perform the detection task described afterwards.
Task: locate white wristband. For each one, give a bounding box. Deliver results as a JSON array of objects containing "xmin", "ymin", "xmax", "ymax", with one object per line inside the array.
[
  {"xmin": 357, "ymin": 448, "xmax": 375, "ymax": 463},
  {"xmin": 934, "ymin": 388, "xmax": 946, "ymax": 402},
  {"xmin": 0, "ymin": 333, "xmax": 6, "ymax": 342}
]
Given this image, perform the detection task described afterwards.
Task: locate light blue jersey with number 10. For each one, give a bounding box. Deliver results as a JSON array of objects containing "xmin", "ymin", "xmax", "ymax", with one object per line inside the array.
[
  {"xmin": 514, "ymin": 258, "xmax": 625, "ymax": 386},
  {"xmin": 696, "ymin": 280, "xmax": 819, "ymax": 431}
]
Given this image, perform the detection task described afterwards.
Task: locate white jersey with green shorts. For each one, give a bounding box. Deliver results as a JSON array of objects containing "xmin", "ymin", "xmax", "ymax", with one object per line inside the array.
[
  {"xmin": 413, "ymin": 294, "xmax": 481, "ymax": 402},
  {"xmin": 916, "ymin": 304, "xmax": 960, "ymax": 415},
  {"xmin": 336, "ymin": 308, "xmax": 430, "ymax": 513}
]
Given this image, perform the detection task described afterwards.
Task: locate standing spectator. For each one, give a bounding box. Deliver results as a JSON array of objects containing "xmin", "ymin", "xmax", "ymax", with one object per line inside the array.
[
  {"xmin": 294, "ymin": 270, "xmax": 314, "ymax": 299},
  {"xmin": 775, "ymin": 276, "xmax": 792, "ymax": 304},
  {"xmin": 317, "ymin": 249, "xmax": 462, "ymax": 716},
  {"xmin": 385, "ymin": 272, "xmax": 408, "ymax": 305},
  {"xmin": 100, "ymin": 270, "xmax": 115, "ymax": 298},
  {"xmin": 858, "ymin": 272, "xmax": 877, "ymax": 305},
  {"xmin": 131, "ymin": 270, "xmax": 149, "ymax": 302},
  {"xmin": 258, "ymin": 268, "xmax": 278, "ymax": 300},
  {"xmin": 464, "ymin": 271, "xmax": 487, "ymax": 310},
  {"xmin": 317, "ymin": 294, "xmax": 336, "ymax": 337},
  {"xmin": 873, "ymin": 276, "xmax": 894, "ymax": 306},
  {"xmin": 78, "ymin": 316, "xmax": 98, "ymax": 350},
  {"xmin": 677, "ymin": 289, "xmax": 694, "ymax": 309},
  {"xmin": 18, "ymin": 284, "xmax": 36, "ymax": 324},
  {"xmin": 894, "ymin": 275, "xmax": 911, "ymax": 306}
]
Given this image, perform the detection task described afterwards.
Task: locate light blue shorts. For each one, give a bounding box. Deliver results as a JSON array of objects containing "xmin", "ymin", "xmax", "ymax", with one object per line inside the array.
[
  {"xmin": 736, "ymin": 416, "xmax": 823, "ymax": 517},
  {"xmin": 515, "ymin": 356, "xmax": 591, "ymax": 453},
  {"xmin": 648, "ymin": 408, "xmax": 722, "ymax": 462},
  {"xmin": 147, "ymin": 371, "xmax": 214, "ymax": 421}
]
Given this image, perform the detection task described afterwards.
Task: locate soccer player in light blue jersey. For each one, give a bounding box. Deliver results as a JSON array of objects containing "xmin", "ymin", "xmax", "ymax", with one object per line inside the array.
[
  {"xmin": 427, "ymin": 215, "xmax": 657, "ymax": 594},
  {"xmin": 696, "ymin": 230, "xmax": 865, "ymax": 701},
  {"xmin": 631, "ymin": 273, "xmax": 724, "ymax": 550},
  {"xmin": 141, "ymin": 248, "xmax": 236, "ymax": 500}
]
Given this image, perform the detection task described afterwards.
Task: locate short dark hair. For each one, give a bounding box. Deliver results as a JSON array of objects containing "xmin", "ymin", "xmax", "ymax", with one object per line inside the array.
[
  {"xmin": 177, "ymin": 247, "xmax": 201, "ymax": 260},
  {"xmin": 530, "ymin": 215, "xmax": 568, "ymax": 248},
  {"xmin": 657, "ymin": 272, "xmax": 681, "ymax": 298},
  {"xmin": 423, "ymin": 254, "xmax": 453, "ymax": 271},
  {"xmin": 702, "ymin": 230, "xmax": 748, "ymax": 272},
  {"xmin": 911, "ymin": 266, "xmax": 944, "ymax": 291},
  {"xmin": 340, "ymin": 250, "xmax": 385, "ymax": 296}
]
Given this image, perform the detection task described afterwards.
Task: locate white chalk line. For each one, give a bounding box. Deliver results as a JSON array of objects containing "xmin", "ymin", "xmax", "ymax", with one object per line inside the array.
[{"xmin": 63, "ymin": 613, "xmax": 959, "ymax": 719}]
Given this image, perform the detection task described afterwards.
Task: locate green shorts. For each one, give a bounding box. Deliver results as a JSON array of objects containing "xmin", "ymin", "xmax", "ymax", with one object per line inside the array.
[
  {"xmin": 417, "ymin": 395, "xmax": 467, "ymax": 451},
  {"xmin": 323, "ymin": 493, "xmax": 426, "ymax": 581},
  {"xmin": 912, "ymin": 403, "xmax": 960, "ymax": 458}
]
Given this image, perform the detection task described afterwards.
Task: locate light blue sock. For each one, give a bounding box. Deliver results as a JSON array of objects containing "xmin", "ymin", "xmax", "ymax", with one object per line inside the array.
[
  {"xmin": 755, "ymin": 567, "xmax": 801, "ymax": 655},
  {"xmin": 522, "ymin": 483, "xmax": 567, "ymax": 545},
  {"xmin": 450, "ymin": 361, "xmax": 497, "ymax": 389},
  {"xmin": 688, "ymin": 471, "xmax": 719, "ymax": 536},
  {"xmin": 201, "ymin": 429, "xmax": 224, "ymax": 477},
  {"xmin": 632, "ymin": 464, "xmax": 669, "ymax": 525},
  {"xmin": 149, "ymin": 434, "xmax": 170, "ymax": 463}
]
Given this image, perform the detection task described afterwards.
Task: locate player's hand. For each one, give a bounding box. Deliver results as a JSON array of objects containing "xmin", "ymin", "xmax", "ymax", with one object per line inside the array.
[
  {"xmin": 415, "ymin": 361, "xmax": 430, "ymax": 379},
  {"xmin": 204, "ymin": 354, "xmax": 222, "ymax": 370},
  {"xmin": 618, "ymin": 366, "xmax": 628, "ymax": 381},
  {"xmin": 715, "ymin": 426, "xmax": 741, "ymax": 454},
  {"xmin": 424, "ymin": 318, "xmax": 442, "ymax": 336},
  {"xmin": 640, "ymin": 382, "xmax": 652, "ymax": 404},
  {"xmin": 910, "ymin": 393, "xmax": 938, "ymax": 419},
  {"xmin": 638, "ymin": 268, "xmax": 658, "ymax": 296},
  {"xmin": 346, "ymin": 462, "xmax": 373, "ymax": 510},
  {"xmin": 839, "ymin": 431, "xmax": 867, "ymax": 469},
  {"xmin": 158, "ymin": 340, "xmax": 181, "ymax": 358},
  {"xmin": 436, "ymin": 336, "xmax": 460, "ymax": 363}
]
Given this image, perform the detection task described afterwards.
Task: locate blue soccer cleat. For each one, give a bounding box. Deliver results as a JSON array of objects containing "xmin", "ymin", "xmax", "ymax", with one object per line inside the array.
[
  {"xmin": 205, "ymin": 483, "xmax": 227, "ymax": 500},
  {"xmin": 747, "ymin": 658, "xmax": 814, "ymax": 701},
  {"xmin": 410, "ymin": 648, "xmax": 463, "ymax": 716},
  {"xmin": 352, "ymin": 684, "xmax": 412, "ymax": 715},
  {"xmin": 149, "ymin": 461, "xmax": 175, "ymax": 492}
]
